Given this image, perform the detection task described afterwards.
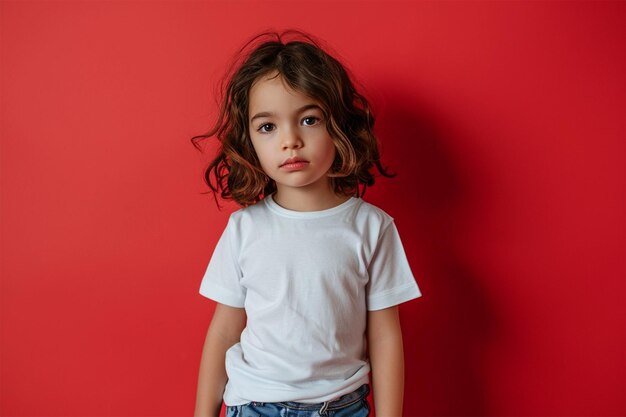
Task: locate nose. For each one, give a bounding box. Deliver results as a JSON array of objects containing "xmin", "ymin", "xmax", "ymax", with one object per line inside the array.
[{"xmin": 280, "ymin": 126, "xmax": 303, "ymax": 150}]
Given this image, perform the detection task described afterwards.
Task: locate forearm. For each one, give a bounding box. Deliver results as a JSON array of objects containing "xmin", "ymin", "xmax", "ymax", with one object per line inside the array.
[
  {"xmin": 194, "ymin": 326, "xmax": 235, "ymax": 417},
  {"xmin": 367, "ymin": 306, "xmax": 405, "ymax": 417}
]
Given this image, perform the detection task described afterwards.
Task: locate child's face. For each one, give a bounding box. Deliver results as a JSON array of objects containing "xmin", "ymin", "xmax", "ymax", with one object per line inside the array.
[{"xmin": 248, "ymin": 71, "xmax": 336, "ymax": 195}]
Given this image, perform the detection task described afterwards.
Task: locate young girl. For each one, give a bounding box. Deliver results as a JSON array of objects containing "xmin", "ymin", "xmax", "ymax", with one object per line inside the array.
[{"xmin": 193, "ymin": 30, "xmax": 422, "ymax": 417}]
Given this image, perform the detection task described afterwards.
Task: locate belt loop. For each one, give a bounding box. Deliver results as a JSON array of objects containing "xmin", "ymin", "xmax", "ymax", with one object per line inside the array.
[{"xmin": 319, "ymin": 400, "xmax": 330, "ymax": 416}]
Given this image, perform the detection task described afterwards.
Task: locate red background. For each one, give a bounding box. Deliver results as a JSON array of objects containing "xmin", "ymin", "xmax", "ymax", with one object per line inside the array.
[{"xmin": 1, "ymin": 1, "xmax": 624, "ymax": 416}]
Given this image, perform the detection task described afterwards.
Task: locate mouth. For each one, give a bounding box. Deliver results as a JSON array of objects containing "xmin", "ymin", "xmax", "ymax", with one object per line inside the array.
[
  {"xmin": 280, "ymin": 157, "xmax": 310, "ymax": 171},
  {"xmin": 280, "ymin": 157, "xmax": 309, "ymax": 168}
]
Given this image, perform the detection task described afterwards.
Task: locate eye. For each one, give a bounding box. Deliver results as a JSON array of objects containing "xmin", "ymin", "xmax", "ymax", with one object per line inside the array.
[
  {"xmin": 302, "ymin": 116, "xmax": 320, "ymax": 126},
  {"xmin": 258, "ymin": 123, "xmax": 275, "ymax": 133}
]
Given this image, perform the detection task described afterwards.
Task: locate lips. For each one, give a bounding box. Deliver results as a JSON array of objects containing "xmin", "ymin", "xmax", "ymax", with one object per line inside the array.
[{"xmin": 280, "ymin": 156, "xmax": 309, "ymax": 167}]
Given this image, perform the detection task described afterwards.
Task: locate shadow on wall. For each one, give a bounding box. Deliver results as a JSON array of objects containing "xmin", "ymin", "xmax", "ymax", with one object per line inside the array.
[{"xmin": 372, "ymin": 85, "xmax": 504, "ymax": 416}]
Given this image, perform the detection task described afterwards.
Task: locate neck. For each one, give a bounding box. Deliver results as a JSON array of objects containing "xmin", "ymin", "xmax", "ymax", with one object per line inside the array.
[{"xmin": 272, "ymin": 181, "xmax": 351, "ymax": 212}]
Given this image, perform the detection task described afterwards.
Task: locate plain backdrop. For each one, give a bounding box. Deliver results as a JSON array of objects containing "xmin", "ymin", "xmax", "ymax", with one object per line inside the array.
[{"xmin": 1, "ymin": 1, "xmax": 624, "ymax": 416}]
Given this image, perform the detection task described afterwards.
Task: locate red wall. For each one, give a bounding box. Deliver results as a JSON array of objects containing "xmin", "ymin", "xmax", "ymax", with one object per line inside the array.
[{"xmin": 1, "ymin": 2, "xmax": 623, "ymax": 416}]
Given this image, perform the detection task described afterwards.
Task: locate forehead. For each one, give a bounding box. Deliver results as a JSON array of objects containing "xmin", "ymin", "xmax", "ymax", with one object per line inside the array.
[{"xmin": 248, "ymin": 72, "xmax": 317, "ymax": 114}]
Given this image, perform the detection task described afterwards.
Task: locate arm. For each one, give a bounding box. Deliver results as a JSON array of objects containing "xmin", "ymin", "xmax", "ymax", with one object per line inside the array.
[
  {"xmin": 194, "ymin": 303, "xmax": 247, "ymax": 417},
  {"xmin": 367, "ymin": 305, "xmax": 405, "ymax": 417}
]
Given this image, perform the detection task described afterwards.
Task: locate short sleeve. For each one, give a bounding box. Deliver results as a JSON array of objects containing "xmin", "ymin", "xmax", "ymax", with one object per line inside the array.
[
  {"xmin": 366, "ymin": 220, "xmax": 422, "ymax": 311},
  {"xmin": 199, "ymin": 217, "xmax": 246, "ymax": 308}
]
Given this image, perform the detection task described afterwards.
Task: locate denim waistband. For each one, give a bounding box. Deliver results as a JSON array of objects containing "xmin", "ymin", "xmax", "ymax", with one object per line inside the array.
[{"xmin": 275, "ymin": 384, "xmax": 370, "ymax": 411}]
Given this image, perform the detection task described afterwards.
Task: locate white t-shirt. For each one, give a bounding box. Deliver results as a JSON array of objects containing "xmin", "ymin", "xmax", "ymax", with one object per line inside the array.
[{"xmin": 199, "ymin": 193, "xmax": 422, "ymax": 405}]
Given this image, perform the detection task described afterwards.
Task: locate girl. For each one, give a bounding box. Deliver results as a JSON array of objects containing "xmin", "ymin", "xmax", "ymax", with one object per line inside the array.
[{"xmin": 192, "ymin": 30, "xmax": 422, "ymax": 417}]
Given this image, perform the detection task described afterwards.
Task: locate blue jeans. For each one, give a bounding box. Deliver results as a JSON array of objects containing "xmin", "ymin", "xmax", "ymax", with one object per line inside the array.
[{"xmin": 225, "ymin": 384, "xmax": 370, "ymax": 417}]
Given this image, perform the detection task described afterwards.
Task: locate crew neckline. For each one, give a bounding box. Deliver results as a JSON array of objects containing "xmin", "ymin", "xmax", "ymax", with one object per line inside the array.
[{"xmin": 264, "ymin": 193, "xmax": 359, "ymax": 218}]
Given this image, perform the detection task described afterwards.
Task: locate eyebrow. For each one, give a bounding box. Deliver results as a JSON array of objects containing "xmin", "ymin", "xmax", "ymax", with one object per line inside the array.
[{"xmin": 249, "ymin": 104, "xmax": 322, "ymax": 123}]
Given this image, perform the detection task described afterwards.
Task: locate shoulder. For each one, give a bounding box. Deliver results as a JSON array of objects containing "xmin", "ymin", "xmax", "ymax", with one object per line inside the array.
[
  {"xmin": 226, "ymin": 198, "xmax": 271, "ymax": 230},
  {"xmin": 354, "ymin": 199, "xmax": 395, "ymax": 230}
]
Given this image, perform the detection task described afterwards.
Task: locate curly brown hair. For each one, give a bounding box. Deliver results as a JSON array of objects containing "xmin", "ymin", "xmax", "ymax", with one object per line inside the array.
[{"xmin": 191, "ymin": 29, "xmax": 395, "ymax": 207}]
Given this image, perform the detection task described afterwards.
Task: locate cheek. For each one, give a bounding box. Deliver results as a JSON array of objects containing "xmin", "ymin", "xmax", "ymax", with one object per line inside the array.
[
  {"xmin": 249, "ymin": 138, "xmax": 263, "ymax": 158},
  {"xmin": 324, "ymin": 141, "xmax": 337, "ymax": 163},
  {"xmin": 251, "ymin": 142, "xmax": 272, "ymax": 169}
]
